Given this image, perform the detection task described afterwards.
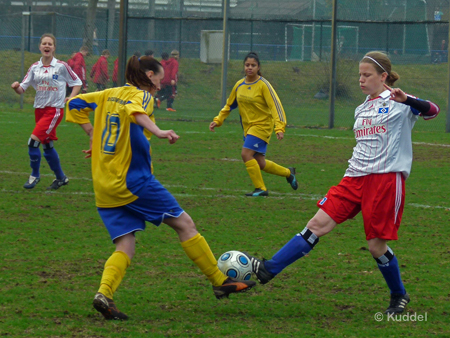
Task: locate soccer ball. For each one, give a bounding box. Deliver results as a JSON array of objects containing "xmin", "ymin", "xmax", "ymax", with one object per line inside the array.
[{"xmin": 217, "ymin": 250, "xmax": 252, "ymax": 280}]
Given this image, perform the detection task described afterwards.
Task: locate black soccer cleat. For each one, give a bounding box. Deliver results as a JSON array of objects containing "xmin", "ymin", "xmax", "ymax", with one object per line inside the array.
[
  {"xmin": 245, "ymin": 188, "xmax": 269, "ymax": 197},
  {"xmin": 47, "ymin": 176, "xmax": 69, "ymax": 190},
  {"xmin": 385, "ymin": 293, "xmax": 410, "ymax": 315},
  {"xmin": 244, "ymin": 252, "xmax": 275, "ymax": 284},
  {"xmin": 213, "ymin": 277, "xmax": 256, "ymax": 299},
  {"xmin": 286, "ymin": 167, "xmax": 298, "ymax": 190},
  {"xmin": 93, "ymin": 292, "xmax": 129, "ymax": 320}
]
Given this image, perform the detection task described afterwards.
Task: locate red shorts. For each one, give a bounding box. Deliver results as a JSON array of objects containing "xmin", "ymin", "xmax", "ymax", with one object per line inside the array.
[
  {"xmin": 32, "ymin": 107, "xmax": 64, "ymax": 144},
  {"xmin": 317, "ymin": 173, "xmax": 405, "ymax": 241}
]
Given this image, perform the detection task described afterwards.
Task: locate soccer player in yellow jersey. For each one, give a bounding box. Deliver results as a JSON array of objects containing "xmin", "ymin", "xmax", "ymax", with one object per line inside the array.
[
  {"xmin": 209, "ymin": 52, "xmax": 298, "ymax": 197},
  {"xmin": 66, "ymin": 56, "xmax": 255, "ymax": 320}
]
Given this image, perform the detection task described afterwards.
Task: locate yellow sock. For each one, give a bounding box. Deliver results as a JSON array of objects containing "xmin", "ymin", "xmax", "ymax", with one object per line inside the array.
[
  {"xmin": 181, "ymin": 233, "xmax": 227, "ymax": 287},
  {"xmin": 98, "ymin": 251, "xmax": 130, "ymax": 299},
  {"xmin": 263, "ymin": 160, "xmax": 290, "ymax": 177},
  {"xmin": 245, "ymin": 159, "xmax": 267, "ymax": 190}
]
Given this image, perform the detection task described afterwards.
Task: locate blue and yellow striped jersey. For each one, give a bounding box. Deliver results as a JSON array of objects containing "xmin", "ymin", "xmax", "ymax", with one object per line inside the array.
[
  {"xmin": 66, "ymin": 84, "xmax": 154, "ymax": 208},
  {"xmin": 213, "ymin": 76, "xmax": 287, "ymax": 143}
]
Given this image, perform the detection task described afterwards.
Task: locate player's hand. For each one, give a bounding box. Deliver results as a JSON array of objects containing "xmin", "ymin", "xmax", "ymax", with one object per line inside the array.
[
  {"xmin": 383, "ymin": 84, "xmax": 407, "ymax": 103},
  {"xmin": 82, "ymin": 149, "xmax": 92, "ymax": 158},
  {"xmin": 11, "ymin": 82, "xmax": 20, "ymax": 89},
  {"xmin": 209, "ymin": 121, "xmax": 217, "ymax": 132},
  {"xmin": 276, "ymin": 132, "xmax": 284, "ymax": 140},
  {"xmin": 159, "ymin": 130, "xmax": 179, "ymax": 144}
]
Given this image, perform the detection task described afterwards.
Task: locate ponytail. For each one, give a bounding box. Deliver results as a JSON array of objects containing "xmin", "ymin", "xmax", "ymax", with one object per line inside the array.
[{"xmin": 125, "ymin": 55, "xmax": 163, "ymax": 90}]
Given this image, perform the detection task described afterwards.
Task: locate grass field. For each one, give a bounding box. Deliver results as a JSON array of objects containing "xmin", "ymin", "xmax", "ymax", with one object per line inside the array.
[{"xmin": 1, "ymin": 98, "xmax": 449, "ymax": 337}]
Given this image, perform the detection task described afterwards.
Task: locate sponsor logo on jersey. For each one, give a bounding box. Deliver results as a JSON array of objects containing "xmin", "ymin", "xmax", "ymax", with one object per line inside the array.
[
  {"xmin": 52, "ymin": 74, "xmax": 58, "ymax": 80},
  {"xmin": 378, "ymin": 107, "xmax": 389, "ymax": 114},
  {"xmin": 319, "ymin": 197, "xmax": 327, "ymax": 205},
  {"xmin": 248, "ymin": 87, "xmax": 251, "ymax": 90},
  {"xmin": 44, "ymin": 70, "xmax": 48, "ymax": 73},
  {"xmin": 354, "ymin": 123, "xmax": 387, "ymax": 138}
]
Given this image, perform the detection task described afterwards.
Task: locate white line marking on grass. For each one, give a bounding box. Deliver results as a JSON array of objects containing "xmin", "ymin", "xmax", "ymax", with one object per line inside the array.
[
  {"xmin": 1, "ymin": 172, "xmax": 448, "ymax": 210},
  {"xmin": 0, "ymin": 171, "xmax": 92, "ymax": 180},
  {"xmin": 1, "ymin": 187, "xmax": 448, "ymax": 209}
]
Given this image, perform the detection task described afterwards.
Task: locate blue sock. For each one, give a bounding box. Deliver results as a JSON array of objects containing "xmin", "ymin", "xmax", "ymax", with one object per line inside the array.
[
  {"xmin": 28, "ymin": 146, "xmax": 41, "ymax": 177},
  {"xmin": 265, "ymin": 228, "xmax": 318, "ymax": 275},
  {"xmin": 43, "ymin": 147, "xmax": 65, "ymax": 179},
  {"xmin": 376, "ymin": 248, "xmax": 406, "ymax": 295}
]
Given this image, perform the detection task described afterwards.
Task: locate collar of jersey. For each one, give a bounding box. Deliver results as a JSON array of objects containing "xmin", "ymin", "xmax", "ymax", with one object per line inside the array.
[
  {"xmin": 124, "ymin": 83, "xmax": 151, "ymax": 94},
  {"xmin": 243, "ymin": 76, "xmax": 261, "ymax": 85},
  {"xmin": 365, "ymin": 89, "xmax": 391, "ymax": 103},
  {"xmin": 38, "ymin": 57, "xmax": 57, "ymax": 68}
]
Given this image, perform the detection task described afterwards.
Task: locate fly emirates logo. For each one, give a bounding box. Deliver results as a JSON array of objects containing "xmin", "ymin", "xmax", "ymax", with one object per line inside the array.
[
  {"xmin": 354, "ymin": 118, "xmax": 387, "ymax": 138},
  {"xmin": 37, "ymin": 80, "xmax": 58, "ymax": 92}
]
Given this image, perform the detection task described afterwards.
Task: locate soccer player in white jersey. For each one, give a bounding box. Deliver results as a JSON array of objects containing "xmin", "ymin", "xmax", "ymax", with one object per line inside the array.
[
  {"xmin": 245, "ymin": 51, "xmax": 440, "ymax": 315},
  {"xmin": 11, "ymin": 33, "xmax": 82, "ymax": 190}
]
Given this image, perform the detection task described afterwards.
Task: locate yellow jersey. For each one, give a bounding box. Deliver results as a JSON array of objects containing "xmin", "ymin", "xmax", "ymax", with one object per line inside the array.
[
  {"xmin": 213, "ymin": 76, "xmax": 287, "ymax": 143},
  {"xmin": 66, "ymin": 84, "xmax": 154, "ymax": 208}
]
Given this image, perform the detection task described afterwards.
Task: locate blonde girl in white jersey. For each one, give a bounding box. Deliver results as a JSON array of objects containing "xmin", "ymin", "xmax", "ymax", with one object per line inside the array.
[
  {"xmin": 11, "ymin": 33, "xmax": 82, "ymax": 190},
  {"xmin": 245, "ymin": 51, "xmax": 439, "ymax": 315}
]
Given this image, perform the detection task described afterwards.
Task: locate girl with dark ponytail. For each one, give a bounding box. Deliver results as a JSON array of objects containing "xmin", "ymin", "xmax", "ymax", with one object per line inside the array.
[
  {"xmin": 210, "ymin": 51, "xmax": 298, "ymax": 197},
  {"xmin": 67, "ymin": 55, "xmax": 255, "ymax": 321}
]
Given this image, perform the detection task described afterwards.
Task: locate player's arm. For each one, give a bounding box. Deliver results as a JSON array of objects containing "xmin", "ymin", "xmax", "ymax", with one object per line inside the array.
[
  {"xmin": 134, "ymin": 113, "xmax": 179, "ymax": 144},
  {"xmin": 66, "ymin": 94, "xmax": 98, "ymax": 158},
  {"xmin": 262, "ymin": 82, "xmax": 287, "ymax": 138},
  {"xmin": 210, "ymin": 81, "xmax": 240, "ymax": 131},
  {"xmin": 384, "ymin": 84, "xmax": 440, "ymax": 119},
  {"xmin": 11, "ymin": 65, "xmax": 33, "ymax": 94}
]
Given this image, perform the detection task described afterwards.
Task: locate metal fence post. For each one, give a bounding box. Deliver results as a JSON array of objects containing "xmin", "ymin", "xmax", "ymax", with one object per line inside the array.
[
  {"xmin": 221, "ymin": 0, "xmax": 230, "ymax": 108},
  {"xmin": 328, "ymin": 0, "xmax": 337, "ymax": 129}
]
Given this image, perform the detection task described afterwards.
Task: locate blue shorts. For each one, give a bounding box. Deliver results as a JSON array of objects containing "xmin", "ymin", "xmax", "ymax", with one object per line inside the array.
[
  {"xmin": 243, "ymin": 134, "xmax": 267, "ymax": 155},
  {"xmin": 97, "ymin": 175, "xmax": 184, "ymax": 242}
]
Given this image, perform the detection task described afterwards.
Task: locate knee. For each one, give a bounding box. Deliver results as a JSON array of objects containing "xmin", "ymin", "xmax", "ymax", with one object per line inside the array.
[{"xmin": 306, "ymin": 217, "xmax": 329, "ymax": 238}]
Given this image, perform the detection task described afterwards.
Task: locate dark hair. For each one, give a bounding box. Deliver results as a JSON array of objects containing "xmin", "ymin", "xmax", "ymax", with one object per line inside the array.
[
  {"xmin": 360, "ymin": 51, "xmax": 399, "ymax": 86},
  {"xmin": 125, "ymin": 55, "xmax": 163, "ymax": 91},
  {"xmin": 161, "ymin": 52, "xmax": 169, "ymax": 60},
  {"xmin": 133, "ymin": 51, "xmax": 141, "ymax": 57},
  {"xmin": 144, "ymin": 49, "xmax": 154, "ymax": 56},
  {"xmin": 244, "ymin": 52, "xmax": 262, "ymax": 76}
]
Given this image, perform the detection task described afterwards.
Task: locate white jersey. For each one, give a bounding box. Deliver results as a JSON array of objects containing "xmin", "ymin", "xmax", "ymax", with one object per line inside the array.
[
  {"xmin": 345, "ymin": 90, "xmax": 431, "ymax": 179},
  {"xmin": 20, "ymin": 57, "xmax": 82, "ymax": 108}
]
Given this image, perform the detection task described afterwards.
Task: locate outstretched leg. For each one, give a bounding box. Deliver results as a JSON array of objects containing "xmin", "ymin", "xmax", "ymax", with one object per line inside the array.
[{"xmin": 165, "ymin": 212, "xmax": 256, "ymax": 298}]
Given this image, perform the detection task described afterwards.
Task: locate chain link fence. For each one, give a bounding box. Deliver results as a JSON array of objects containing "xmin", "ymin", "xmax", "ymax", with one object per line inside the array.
[{"xmin": 0, "ymin": 0, "xmax": 448, "ymax": 131}]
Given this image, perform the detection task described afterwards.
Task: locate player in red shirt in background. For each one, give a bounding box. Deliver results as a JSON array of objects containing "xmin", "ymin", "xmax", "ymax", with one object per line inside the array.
[
  {"xmin": 66, "ymin": 51, "xmax": 77, "ymax": 96},
  {"xmin": 158, "ymin": 50, "xmax": 179, "ymax": 111},
  {"xmin": 112, "ymin": 57, "xmax": 118, "ymax": 87},
  {"xmin": 71, "ymin": 46, "xmax": 89, "ymax": 94},
  {"xmin": 91, "ymin": 49, "xmax": 110, "ymax": 91}
]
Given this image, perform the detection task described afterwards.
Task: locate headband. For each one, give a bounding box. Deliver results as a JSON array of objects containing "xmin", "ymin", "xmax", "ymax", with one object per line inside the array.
[{"xmin": 363, "ymin": 56, "xmax": 388, "ymax": 74}]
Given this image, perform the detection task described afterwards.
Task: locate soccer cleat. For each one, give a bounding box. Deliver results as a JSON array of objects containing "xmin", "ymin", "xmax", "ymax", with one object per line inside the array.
[
  {"xmin": 166, "ymin": 108, "xmax": 176, "ymax": 112},
  {"xmin": 93, "ymin": 292, "xmax": 129, "ymax": 320},
  {"xmin": 213, "ymin": 277, "xmax": 256, "ymax": 299},
  {"xmin": 47, "ymin": 176, "xmax": 69, "ymax": 190},
  {"xmin": 23, "ymin": 175, "xmax": 40, "ymax": 189},
  {"xmin": 286, "ymin": 167, "xmax": 298, "ymax": 190},
  {"xmin": 245, "ymin": 188, "xmax": 269, "ymax": 197},
  {"xmin": 385, "ymin": 293, "xmax": 410, "ymax": 315},
  {"xmin": 244, "ymin": 252, "xmax": 275, "ymax": 284}
]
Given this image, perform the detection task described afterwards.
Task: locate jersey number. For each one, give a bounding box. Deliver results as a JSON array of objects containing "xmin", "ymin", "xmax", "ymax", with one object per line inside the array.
[{"xmin": 102, "ymin": 113, "xmax": 120, "ymax": 155}]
